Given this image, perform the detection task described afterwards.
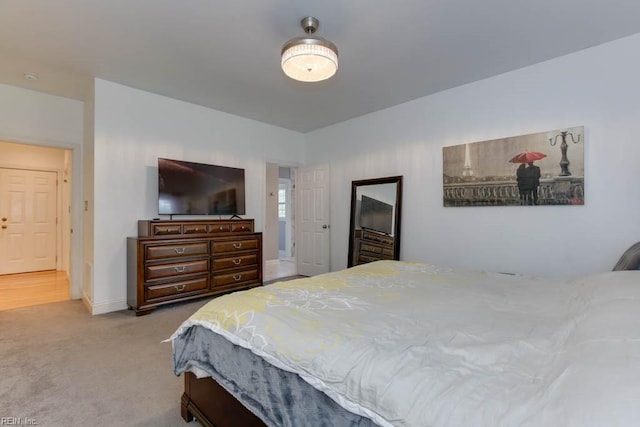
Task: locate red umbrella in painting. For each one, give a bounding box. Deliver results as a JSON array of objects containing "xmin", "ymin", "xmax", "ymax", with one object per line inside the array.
[{"xmin": 509, "ymin": 151, "xmax": 547, "ymax": 163}]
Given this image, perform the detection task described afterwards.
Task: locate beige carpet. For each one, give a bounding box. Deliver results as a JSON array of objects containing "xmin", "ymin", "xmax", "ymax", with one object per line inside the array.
[{"xmin": 0, "ymin": 298, "xmax": 211, "ymax": 427}]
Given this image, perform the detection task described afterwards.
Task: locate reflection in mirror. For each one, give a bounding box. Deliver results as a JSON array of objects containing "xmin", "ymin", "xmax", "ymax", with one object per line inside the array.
[{"xmin": 348, "ymin": 176, "xmax": 403, "ymax": 267}]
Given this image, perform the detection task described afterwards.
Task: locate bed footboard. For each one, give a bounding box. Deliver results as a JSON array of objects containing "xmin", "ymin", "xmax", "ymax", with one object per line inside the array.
[{"xmin": 181, "ymin": 371, "xmax": 266, "ymax": 427}]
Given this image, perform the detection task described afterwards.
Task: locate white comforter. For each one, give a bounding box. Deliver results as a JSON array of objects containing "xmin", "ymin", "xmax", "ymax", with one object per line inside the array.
[{"xmin": 170, "ymin": 261, "xmax": 640, "ymax": 426}]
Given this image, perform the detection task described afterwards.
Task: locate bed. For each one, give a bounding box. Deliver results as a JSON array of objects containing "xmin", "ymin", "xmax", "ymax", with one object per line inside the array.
[{"xmin": 169, "ymin": 248, "xmax": 640, "ymax": 427}]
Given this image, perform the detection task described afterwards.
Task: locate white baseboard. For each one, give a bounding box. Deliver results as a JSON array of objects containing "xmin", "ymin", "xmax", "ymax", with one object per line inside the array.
[
  {"xmin": 81, "ymin": 293, "xmax": 92, "ymax": 314},
  {"xmin": 89, "ymin": 299, "xmax": 128, "ymax": 315}
]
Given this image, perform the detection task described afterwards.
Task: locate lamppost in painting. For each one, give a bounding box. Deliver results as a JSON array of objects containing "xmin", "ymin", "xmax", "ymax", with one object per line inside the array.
[{"xmin": 549, "ymin": 131, "xmax": 581, "ymax": 176}]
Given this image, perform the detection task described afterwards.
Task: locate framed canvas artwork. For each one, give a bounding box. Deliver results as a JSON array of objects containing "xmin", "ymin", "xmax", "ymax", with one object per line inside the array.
[{"xmin": 443, "ymin": 126, "xmax": 584, "ymax": 207}]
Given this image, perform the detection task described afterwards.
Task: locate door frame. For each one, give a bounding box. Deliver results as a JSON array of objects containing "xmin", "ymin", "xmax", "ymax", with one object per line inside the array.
[
  {"xmin": 0, "ymin": 138, "xmax": 83, "ymax": 300},
  {"xmin": 263, "ymin": 159, "xmax": 300, "ymax": 269}
]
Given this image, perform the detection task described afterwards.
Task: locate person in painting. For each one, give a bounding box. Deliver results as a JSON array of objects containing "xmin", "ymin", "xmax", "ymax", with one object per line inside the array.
[
  {"xmin": 515, "ymin": 162, "xmax": 542, "ymax": 205},
  {"xmin": 516, "ymin": 163, "xmax": 529, "ymax": 205},
  {"xmin": 527, "ymin": 161, "xmax": 541, "ymax": 205}
]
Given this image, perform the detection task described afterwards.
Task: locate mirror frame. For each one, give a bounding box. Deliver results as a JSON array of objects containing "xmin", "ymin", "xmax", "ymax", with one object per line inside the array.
[{"xmin": 347, "ymin": 175, "xmax": 403, "ymax": 268}]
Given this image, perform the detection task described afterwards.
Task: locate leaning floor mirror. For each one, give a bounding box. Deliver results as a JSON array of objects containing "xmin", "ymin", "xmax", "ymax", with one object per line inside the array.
[{"xmin": 348, "ymin": 176, "xmax": 403, "ymax": 268}]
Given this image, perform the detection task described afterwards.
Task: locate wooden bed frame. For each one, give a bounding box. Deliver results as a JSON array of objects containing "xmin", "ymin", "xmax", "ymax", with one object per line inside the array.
[{"xmin": 181, "ymin": 371, "xmax": 266, "ymax": 427}]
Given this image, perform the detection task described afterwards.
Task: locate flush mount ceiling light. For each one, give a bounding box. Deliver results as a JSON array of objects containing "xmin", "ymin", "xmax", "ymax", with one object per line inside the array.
[{"xmin": 281, "ymin": 17, "xmax": 338, "ymax": 83}]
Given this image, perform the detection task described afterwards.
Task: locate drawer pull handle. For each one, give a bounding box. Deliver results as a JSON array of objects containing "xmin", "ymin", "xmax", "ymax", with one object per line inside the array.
[
  {"xmin": 241, "ymin": 226, "xmax": 246, "ymax": 230},
  {"xmin": 174, "ymin": 266, "xmax": 187, "ymax": 273},
  {"xmin": 233, "ymin": 243, "xmax": 242, "ymax": 249},
  {"xmin": 169, "ymin": 228, "xmax": 179, "ymax": 233},
  {"xmin": 174, "ymin": 247, "xmax": 186, "ymax": 254},
  {"xmin": 232, "ymin": 259, "xmax": 242, "ymax": 265},
  {"xmin": 174, "ymin": 284, "xmax": 186, "ymax": 291},
  {"xmin": 233, "ymin": 274, "xmax": 242, "ymax": 281},
  {"xmin": 219, "ymin": 226, "xmax": 224, "ymax": 230}
]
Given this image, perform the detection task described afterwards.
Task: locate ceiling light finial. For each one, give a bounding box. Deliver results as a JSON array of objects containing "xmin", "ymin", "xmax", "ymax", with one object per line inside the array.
[
  {"xmin": 301, "ymin": 16, "xmax": 319, "ymax": 35},
  {"xmin": 281, "ymin": 16, "xmax": 338, "ymax": 83}
]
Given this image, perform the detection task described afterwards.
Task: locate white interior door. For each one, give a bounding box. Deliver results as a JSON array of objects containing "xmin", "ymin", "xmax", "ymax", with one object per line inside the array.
[
  {"xmin": 296, "ymin": 163, "xmax": 330, "ymax": 276},
  {"xmin": 0, "ymin": 168, "xmax": 58, "ymax": 274}
]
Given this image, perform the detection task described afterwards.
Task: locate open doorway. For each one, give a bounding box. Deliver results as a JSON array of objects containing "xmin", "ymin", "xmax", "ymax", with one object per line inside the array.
[
  {"xmin": 0, "ymin": 141, "xmax": 73, "ymax": 310},
  {"xmin": 264, "ymin": 163, "xmax": 297, "ymax": 282}
]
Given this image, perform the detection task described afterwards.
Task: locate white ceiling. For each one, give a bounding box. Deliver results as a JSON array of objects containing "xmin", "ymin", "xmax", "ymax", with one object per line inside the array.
[{"xmin": 1, "ymin": 1, "xmax": 640, "ymax": 133}]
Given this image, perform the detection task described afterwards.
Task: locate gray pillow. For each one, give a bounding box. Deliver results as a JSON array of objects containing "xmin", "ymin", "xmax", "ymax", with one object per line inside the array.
[{"xmin": 613, "ymin": 242, "xmax": 640, "ymax": 271}]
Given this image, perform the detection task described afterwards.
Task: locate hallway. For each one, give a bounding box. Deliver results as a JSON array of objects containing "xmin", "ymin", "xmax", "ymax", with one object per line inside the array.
[
  {"xmin": 0, "ymin": 270, "xmax": 70, "ymax": 311},
  {"xmin": 264, "ymin": 258, "xmax": 297, "ymax": 282}
]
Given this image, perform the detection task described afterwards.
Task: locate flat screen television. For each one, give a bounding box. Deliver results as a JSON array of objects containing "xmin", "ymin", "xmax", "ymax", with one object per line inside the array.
[
  {"xmin": 158, "ymin": 158, "xmax": 246, "ymax": 216},
  {"xmin": 359, "ymin": 195, "xmax": 393, "ymax": 235}
]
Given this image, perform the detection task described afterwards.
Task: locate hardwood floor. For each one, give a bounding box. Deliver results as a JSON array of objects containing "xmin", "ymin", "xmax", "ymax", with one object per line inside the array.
[
  {"xmin": 0, "ymin": 270, "xmax": 70, "ymax": 311},
  {"xmin": 264, "ymin": 258, "xmax": 297, "ymax": 282}
]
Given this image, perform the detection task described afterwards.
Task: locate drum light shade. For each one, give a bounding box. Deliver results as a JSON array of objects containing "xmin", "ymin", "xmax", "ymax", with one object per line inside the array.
[{"xmin": 281, "ymin": 17, "xmax": 338, "ymax": 83}]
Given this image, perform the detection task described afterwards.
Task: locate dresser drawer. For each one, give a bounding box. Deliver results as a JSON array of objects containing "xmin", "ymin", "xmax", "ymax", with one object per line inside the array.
[
  {"xmin": 361, "ymin": 230, "xmax": 394, "ymax": 246},
  {"xmin": 145, "ymin": 276, "xmax": 209, "ymax": 302},
  {"xmin": 213, "ymin": 253, "xmax": 258, "ymax": 270},
  {"xmin": 212, "ymin": 237, "xmax": 259, "ymax": 254},
  {"xmin": 145, "ymin": 241, "xmax": 208, "ymax": 261},
  {"xmin": 151, "ymin": 224, "xmax": 182, "ymax": 236},
  {"xmin": 209, "ymin": 222, "xmax": 231, "ymax": 234},
  {"xmin": 360, "ymin": 242, "xmax": 385, "ymax": 255},
  {"xmin": 183, "ymin": 223, "xmax": 209, "ymax": 234},
  {"xmin": 150, "ymin": 224, "xmax": 182, "ymax": 236},
  {"xmin": 145, "ymin": 259, "xmax": 209, "ymax": 281},
  {"xmin": 358, "ymin": 254, "xmax": 382, "ymax": 265},
  {"xmin": 382, "ymin": 247, "xmax": 394, "ymax": 257},
  {"xmin": 230, "ymin": 221, "xmax": 253, "ymax": 233},
  {"xmin": 213, "ymin": 268, "xmax": 259, "ymax": 287}
]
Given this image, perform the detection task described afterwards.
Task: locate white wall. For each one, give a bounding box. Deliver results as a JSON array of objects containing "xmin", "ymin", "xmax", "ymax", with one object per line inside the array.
[
  {"xmin": 0, "ymin": 83, "xmax": 83, "ymax": 145},
  {"xmin": 91, "ymin": 79, "xmax": 305, "ymax": 313},
  {"xmin": 0, "ymin": 84, "xmax": 84, "ymax": 298},
  {"xmin": 306, "ymin": 34, "xmax": 640, "ymax": 277}
]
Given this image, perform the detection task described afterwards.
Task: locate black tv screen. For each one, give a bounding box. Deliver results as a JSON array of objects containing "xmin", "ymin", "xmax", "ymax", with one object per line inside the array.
[
  {"xmin": 360, "ymin": 195, "xmax": 393, "ymax": 235},
  {"xmin": 158, "ymin": 158, "xmax": 246, "ymax": 216}
]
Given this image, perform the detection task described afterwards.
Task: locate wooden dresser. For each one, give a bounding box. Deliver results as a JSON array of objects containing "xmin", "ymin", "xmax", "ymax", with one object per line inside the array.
[
  {"xmin": 357, "ymin": 229, "xmax": 395, "ymax": 265},
  {"xmin": 127, "ymin": 219, "xmax": 262, "ymax": 316}
]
